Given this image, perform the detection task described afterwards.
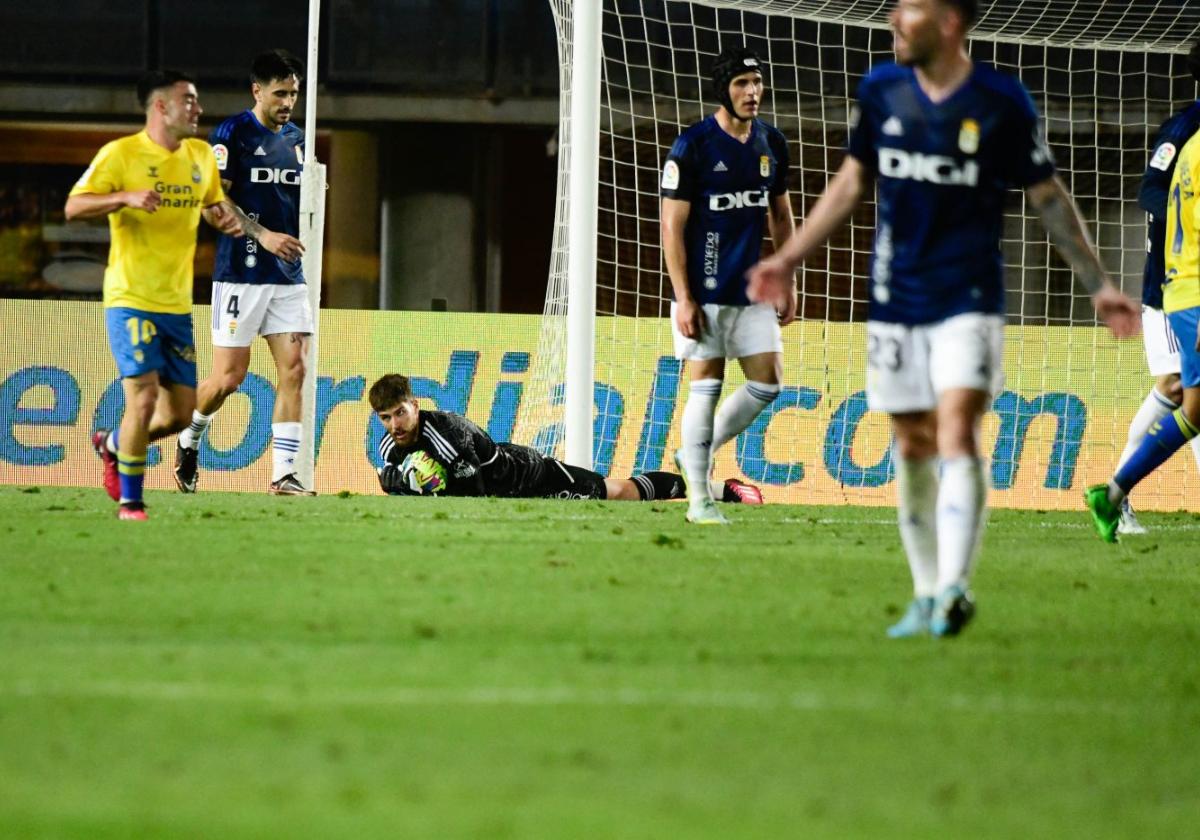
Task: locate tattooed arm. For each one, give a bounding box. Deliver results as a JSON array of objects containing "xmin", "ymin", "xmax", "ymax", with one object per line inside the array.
[
  {"xmin": 202, "ymin": 199, "xmax": 306, "ymax": 263},
  {"xmin": 1026, "ymin": 175, "xmax": 1109, "ymax": 294},
  {"xmin": 1026, "ymin": 175, "xmax": 1140, "ymax": 338}
]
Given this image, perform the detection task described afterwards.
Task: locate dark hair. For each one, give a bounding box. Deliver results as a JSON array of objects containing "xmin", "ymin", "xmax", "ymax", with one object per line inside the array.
[
  {"xmin": 251, "ymin": 49, "xmax": 305, "ymax": 85},
  {"xmin": 1189, "ymin": 38, "xmax": 1200, "ymax": 84},
  {"xmin": 368, "ymin": 374, "xmax": 415, "ymax": 411},
  {"xmin": 940, "ymin": 0, "xmax": 978, "ymax": 27},
  {"xmin": 136, "ymin": 70, "xmax": 194, "ymax": 110}
]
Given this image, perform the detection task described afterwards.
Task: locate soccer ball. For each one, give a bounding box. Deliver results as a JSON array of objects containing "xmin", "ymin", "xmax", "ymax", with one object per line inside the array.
[{"xmin": 400, "ymin": 450, "xmax": 447, "ymax": 495}]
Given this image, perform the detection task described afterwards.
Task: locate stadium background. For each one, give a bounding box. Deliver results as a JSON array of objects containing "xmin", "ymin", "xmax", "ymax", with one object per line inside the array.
[{"xmin": 0, "ymin": 1, "xmax": 1195, "ymax": 509}]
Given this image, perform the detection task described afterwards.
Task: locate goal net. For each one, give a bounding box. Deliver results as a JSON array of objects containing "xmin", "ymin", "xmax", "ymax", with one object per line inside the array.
[{"xmin": 521, "ymin": 0, "xmax": 1200, "ymax": 510}]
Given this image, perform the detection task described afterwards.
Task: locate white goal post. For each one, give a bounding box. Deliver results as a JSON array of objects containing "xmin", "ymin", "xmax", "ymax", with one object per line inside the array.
[
  {"xmin": 296, "ymin": 0, "xmax": 328, "ymax": 491},
  {"xmin": 522, "ymin": 0, "xmax": 1200, "ymax": 510}
]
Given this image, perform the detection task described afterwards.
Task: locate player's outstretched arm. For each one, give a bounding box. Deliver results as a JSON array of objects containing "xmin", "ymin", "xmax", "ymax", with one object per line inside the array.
[
  {"xmin": 747, "ymin": 156, "xmax": 867, "ymax": 309},
  {"xmin": 64, "ymin": 190, "xmax": 160, "ymax": 220},
  {"xmin": 1026, "ymin": 176, "xmax": 1141, "ymax": 338}
]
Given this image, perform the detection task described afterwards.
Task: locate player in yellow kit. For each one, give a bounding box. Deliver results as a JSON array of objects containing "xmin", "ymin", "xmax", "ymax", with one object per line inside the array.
[
  {"xmin": 66, "ymin": 70, "xmax": 240, "ymax": 520},
  {"xmin": 1087, "ymin": 129, "xmax": 1200, "ymax": 540}
]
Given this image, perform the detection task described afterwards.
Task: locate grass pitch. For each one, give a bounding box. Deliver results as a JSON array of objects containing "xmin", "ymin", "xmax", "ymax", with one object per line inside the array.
[{"xmin": 1, "ymin": 484, "xmax": 1198, "ymax": 838}]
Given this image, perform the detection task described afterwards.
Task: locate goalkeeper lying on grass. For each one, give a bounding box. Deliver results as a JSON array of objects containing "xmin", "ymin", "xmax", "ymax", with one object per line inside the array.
[{"xmin": 368, "ymin": 373, "xmax": 764, "ymax": 503}]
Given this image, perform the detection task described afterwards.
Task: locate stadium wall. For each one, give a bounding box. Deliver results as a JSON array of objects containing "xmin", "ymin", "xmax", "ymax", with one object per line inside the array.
[{"xmin": 0, "ymin": 299, "xmax": 1191, "ymax": 511}]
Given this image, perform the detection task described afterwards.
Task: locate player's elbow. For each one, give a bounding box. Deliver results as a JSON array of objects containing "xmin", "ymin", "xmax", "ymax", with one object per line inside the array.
[{"xmin": 63, "ymin": 197, "xmax": 85, "ymax": 221}]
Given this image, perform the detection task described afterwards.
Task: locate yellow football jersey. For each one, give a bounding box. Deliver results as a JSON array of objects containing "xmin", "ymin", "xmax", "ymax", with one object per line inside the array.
[
  {"xmin": 1164, "ymin": 131, "xmax": 1200, "ymax": 314},
  {"xmin": 69, "ymin": 131, "xmax": 224, "ymax": 314}
]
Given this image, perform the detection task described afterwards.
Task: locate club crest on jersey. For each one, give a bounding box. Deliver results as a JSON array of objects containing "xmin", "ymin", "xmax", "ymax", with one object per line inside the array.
[
  {"xmin": 1150, "ymin": 142, "xmax": 1177, "ymax": 172},
  {"xmin": 760, "ymin": 155, "xmax": 770, "ymax": 178},
  {"xmin": 661, "ymin": 160, "xmax": 681, "ymax": 190},
  {"xmin": 212, "ymin": 143, "xmax": 229, "ymax": 171},
  {"xmin": 958, "ymin": 119, "xmax": 980, "ymax": 154},
  {"xmin": 882, "ymin": 116, "xmax": 904, "ymax": 137},
  {"xmin": 191, "ymin": 163, "xmax": 202, "ymax": 184}
]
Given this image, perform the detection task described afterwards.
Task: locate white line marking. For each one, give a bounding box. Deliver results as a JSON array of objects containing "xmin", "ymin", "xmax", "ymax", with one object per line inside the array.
[{"xmin": 0, "ymin": 680, "xmax": 1148, "ymax": 718}]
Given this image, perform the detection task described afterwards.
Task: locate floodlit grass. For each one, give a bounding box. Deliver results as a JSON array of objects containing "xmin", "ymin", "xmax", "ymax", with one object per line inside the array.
[{"xmin": 2, "ymin": 484, "xmax": 1198, "ymax": 838}]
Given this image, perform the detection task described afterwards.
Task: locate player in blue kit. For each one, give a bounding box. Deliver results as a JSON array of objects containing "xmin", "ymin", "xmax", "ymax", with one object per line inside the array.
[
  {"xmin": 1111, "ymin": 40, "xmax": 1200, "ymax": 536},
  {"xmin": 748, "ymin": 0, "xmax": 1138, "ymax": 636},
  {"xmin": 661, "ymin": 46, "xmax": 793, "ymax": 525},
  {"xmin": 174, "ymin": 49, "xmax": 315, "ymax": 496}
]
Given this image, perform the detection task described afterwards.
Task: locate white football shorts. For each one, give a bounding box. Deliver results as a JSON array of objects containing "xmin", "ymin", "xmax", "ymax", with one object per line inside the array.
[
  {"xmin": 1142, "ymin": 304, "xmax": 1182, "ymax": 376},
  {"xmin": 866, "ymin": 312, "xmax": 1005, "ymax": 414},
  {"xmin": 671, "ymin": 301, "xmax": 783, "ymax": 361},
  {"xmin": 211, "ymin": 282, "xmax": 314, "ymax": 348}
]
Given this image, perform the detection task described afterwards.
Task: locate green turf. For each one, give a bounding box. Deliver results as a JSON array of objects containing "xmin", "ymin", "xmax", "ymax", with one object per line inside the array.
[{"xmin": 2, "ymin": 484, "xmax": 1198, "ymax": 838}]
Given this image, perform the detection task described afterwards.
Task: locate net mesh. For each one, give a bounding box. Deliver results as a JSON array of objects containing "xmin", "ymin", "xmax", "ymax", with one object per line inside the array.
[{"xmin": 520, "ymin": 0, "xmax": 1200, "ymax": 509}]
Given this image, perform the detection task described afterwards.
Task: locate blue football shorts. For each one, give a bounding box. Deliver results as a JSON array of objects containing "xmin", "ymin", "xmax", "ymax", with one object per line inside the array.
[
  {"xmin": 104, "ymin": 307, "xmax": 198, "ymax": 387},
  {"xmin": 1167, "ymin": 306, "xmax": 1200, "ymax": 389}
]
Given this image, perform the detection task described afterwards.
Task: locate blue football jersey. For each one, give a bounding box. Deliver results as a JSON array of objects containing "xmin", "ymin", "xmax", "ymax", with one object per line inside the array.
[
  {"xmin": 1139, "ymin": 101, "xmax": 1200, "ymax": 309},
  {"xmin": 848, "ymin": 62, "xmax": 1056, "ymax": 325},
  {"xmin": 209, "ymin": 110, "xmax": 305, "ymax": 286},
  {"xmin": 660, "ymin": 116, "xmax": 789, "ymax": 305}
]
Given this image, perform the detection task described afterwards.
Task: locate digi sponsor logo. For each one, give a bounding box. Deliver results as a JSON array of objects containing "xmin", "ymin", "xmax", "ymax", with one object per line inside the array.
[
  {"xmin": 708, "ymin": 189, "xmax": 768, "ymax": 211},
  {"xmin": 878, "ymin": 149, "xmax": 979, "ymax": 186},
  {"xmin": 250, "ymin": 167, "xmax": 301, "ymax": 185}
]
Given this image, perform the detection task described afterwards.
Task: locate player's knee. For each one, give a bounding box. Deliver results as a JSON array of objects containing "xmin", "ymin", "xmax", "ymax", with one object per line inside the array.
[
  {"xmin": 1162, "ymin": 378, "xmax": 1184, "ymax": 405},
  {"xmin": 214, "ymin": 372, "xmax": 246, "ymax": 397}
]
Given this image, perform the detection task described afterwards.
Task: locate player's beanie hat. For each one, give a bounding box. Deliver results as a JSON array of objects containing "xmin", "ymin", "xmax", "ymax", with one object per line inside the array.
[
  {"xmin": 711, "ymin": 47, "xmax": 765, "ymax": 115},
  {"xmin": 1189, "ymin": 38, "xmax": 1200, "ymax": 84}
]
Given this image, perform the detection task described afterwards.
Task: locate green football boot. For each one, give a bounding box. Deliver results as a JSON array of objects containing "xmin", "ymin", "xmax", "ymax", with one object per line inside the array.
[{"xmin": 1085, "ymin": 484, "xmax": 1120, "ymax": 544}]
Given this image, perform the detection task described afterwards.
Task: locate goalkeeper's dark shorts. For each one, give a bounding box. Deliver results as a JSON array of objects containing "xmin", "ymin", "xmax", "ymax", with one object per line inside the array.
[{"xmin": 529, "ymin": 458, "xmax": 608, "ymax": 500}]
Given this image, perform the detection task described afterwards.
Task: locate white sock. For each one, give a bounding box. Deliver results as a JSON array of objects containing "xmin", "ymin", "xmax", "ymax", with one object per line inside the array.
[
  {"xmin": 895, "ymin": 453, "xmax": 939, "ymax": 598},
  {"xmin": 272, "ymin": 421, "xmax": 303, "ymax": 482},
  {"xmin": 679, "ymin": 379, "xmax": 722, "ymax": 503},
  {"xmin": 1116, "ymin": 388, "xmax": 1176, "ymax": 470},
  {"xmin": 935, "ymin": 456, "xmax": 987, "ymax": 592},
  {"xmin": 179, "ymin": 410, "xmax": 213, "ymax": 450},
  {"xmin": 711, "ymin": 381, "xmax": 780, "ymax": 454}
]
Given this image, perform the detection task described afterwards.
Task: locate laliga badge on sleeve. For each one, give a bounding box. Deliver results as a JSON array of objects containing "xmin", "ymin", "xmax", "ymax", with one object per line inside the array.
[
  {"xmin": 1150, "ymin": 142, "xmax": 1177, "ymax": 172},
  {"xmin": 212, "ymin": 144, "xmax": 229, "ymax": 171},
  {"xmin": 760, "ymin": 155, "xmax": 771, "ymax": 178},
  {"xmin": 958, "ymin": 119, "xmax": 980, "ymax": 154},
  {"xmin": 662, "ymin": 159, "xmax": 680, "ymax": 190},
  {"xmin": 295, "ymin": 145, "xmax": 304, "ymax": 165}
]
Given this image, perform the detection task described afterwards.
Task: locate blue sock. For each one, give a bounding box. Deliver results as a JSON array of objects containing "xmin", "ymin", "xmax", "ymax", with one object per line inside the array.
[
  {"xmin": 117, "ymin": 451, "xmax": 147, "ymax": 504},
  {"xmin": 1114, "ymin": 409, "xmax": 1200, "ymax": 494}
]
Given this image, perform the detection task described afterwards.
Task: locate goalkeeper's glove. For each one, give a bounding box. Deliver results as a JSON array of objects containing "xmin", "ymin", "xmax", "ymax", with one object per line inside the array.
[{"xmin": 377, "ymin": 464, "xmax": 420, "ymax": 495}]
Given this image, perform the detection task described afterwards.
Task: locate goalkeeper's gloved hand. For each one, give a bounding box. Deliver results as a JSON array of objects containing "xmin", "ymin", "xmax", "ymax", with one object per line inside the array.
[{"xmin": 377, "ymin": 464, "xmax": 419, "ymax": 495}]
